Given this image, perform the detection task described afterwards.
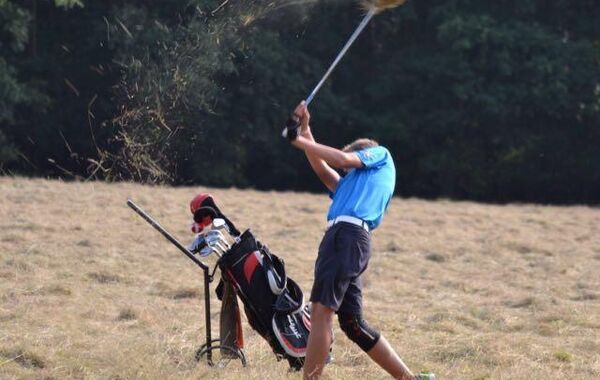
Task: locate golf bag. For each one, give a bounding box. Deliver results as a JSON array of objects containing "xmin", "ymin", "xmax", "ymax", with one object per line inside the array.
[{"xmin": 218, "ymin": 229, "xmax": 311, "ymax": 370}]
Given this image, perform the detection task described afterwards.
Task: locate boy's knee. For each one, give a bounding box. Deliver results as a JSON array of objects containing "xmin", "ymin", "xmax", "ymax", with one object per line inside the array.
[{"xmin": 338, "ymin": 313, "xmax": 380, "ymax": 352}]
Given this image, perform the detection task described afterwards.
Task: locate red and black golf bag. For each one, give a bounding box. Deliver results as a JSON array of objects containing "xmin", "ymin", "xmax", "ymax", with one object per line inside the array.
[
  {"xmin": 217, "ymin": 229, "xmax": 311, "ymax": 370},
  {"xmin": 190, "ymin": 193, "xmax": 311, "ymax": 370}
]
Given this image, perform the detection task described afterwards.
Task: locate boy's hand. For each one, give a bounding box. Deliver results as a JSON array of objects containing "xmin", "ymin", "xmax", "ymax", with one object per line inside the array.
[
  {"xmin": 293, "ymin": 101, "xmax": 310, "ymax": 131},
  {"xmin": 284, "ymin": 100, "xmax": 311, "ymax": 141},
  {"xmin": 292, "ymin": 101, "xmax": 314, "ymax": 141},
  {"xmin": 284, "ymin": 115, "xmax": 301, "ymax": 141}
]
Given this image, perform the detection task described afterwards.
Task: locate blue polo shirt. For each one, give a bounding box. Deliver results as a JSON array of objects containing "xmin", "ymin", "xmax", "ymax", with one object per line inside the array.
[{"xmin": 327, "ymin": 146, "xmax": 396, "ymax": 230}]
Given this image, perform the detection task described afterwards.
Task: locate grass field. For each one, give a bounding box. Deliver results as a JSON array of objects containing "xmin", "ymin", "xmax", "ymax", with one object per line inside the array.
[{"xmin": 0, "ymin": 177, "xmax": 599, "ymax": 379}]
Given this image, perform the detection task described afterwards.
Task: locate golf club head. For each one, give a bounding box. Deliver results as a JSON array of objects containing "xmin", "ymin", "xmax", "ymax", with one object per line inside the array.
[
  {"xmin": 206, "ymin": 229, "xmax": 224, "ymax": 238},
  {"xmin": 199, "ymin": 245, "xmax": 213, "ymax": 257},
  {"xmin": 215, "ymin": 241, "xmax": 228, "ymax": 253},
  {"xmin": 209, "ymin": 234, "xmax": 232, "ymax": 257},
  {"xmin": 206, "ymin": 239, "xmax": 218, "ymax": 249},
  {"xmin": 205, "ymin": 230, "xmax": 225, "ymax": 246},
  {"xmin": 212, "ymin": 218, "xmax": 226, "ymax": 230},
  {"xmin": 208, "ymin": 229, "xmax": 232, "ymax": 247},
  {"xmin": 187, "ymin": 234, "xmax": 207, "ymax": 254},
  {"xmin": 212, "ymin": 217, "xmax": 234, "ymax": 237},
  {"xmin": 199, "ymin": 235, "xmax": 227, "ymax": 258},
  {"xmin": 204, "ymin": 230, "xmax": 226, "ymax": 246},
  {"xmin": 209, "ymin": 247, "xmax": 222, "ymax": 258}
]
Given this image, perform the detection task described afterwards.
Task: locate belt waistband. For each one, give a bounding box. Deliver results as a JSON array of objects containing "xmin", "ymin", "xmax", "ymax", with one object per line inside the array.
[{"xmin": 327, "ymin": 215, "xmax": 369, "ymax": 232}]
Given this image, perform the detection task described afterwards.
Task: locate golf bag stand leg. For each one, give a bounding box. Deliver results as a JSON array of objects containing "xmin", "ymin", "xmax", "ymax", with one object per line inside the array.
[
  {"xmin": 194, "ymin": 268, "xmax": 246, "ymax": 366},
  {"xmin": 126, "ymin": 200, "xmax": 245, "ymax": 367}
]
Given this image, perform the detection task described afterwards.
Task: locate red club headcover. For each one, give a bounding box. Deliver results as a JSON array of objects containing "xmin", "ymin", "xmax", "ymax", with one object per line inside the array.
[
  {"xmin": 190, "ymin": 193, "xmax": 213, "ymax": 214},
  {"xmin": 190, "ymin": 193, "xmax": 217, "ymax": 234},
  {"xmin": 190, "ymin": 215, "xmax": 214, "ymax": 233}
]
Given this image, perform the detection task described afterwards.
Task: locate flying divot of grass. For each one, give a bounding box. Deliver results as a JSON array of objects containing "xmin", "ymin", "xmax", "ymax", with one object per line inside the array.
[{"xmin": 108, "ymin": 0, "xmax": 321, "ymax": 183}]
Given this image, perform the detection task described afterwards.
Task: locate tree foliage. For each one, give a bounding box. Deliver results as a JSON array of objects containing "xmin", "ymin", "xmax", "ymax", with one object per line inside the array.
[{"xmin": 0, "ymin": 0, "xmax": 598, "ymax": 203}]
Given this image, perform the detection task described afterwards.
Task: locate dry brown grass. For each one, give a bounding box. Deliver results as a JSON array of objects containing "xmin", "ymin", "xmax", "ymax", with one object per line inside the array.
[{"xmin": 1, "ymin": 177, "xmax": 599, "ymax": 379}]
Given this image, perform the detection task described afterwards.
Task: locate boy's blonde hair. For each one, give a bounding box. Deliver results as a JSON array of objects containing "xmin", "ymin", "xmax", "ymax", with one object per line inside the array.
[{"xmin": 342, "ymin": 138, "xmax": 379, "ymax": 152}]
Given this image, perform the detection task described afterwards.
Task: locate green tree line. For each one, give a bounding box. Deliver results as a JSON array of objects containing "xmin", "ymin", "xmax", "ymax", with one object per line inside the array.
[{"xmin": 1, "ymin": 0, "xmax": 599, "ymax": 203}]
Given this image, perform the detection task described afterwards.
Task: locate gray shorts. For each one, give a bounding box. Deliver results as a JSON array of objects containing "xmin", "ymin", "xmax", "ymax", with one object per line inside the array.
[{"xmin": 309, "ymin": 222, "xmax": 371, "ymax": 315}]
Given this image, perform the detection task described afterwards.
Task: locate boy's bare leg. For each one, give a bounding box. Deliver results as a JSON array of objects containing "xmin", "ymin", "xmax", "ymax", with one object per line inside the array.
[
  {"xmin": 366, "ymin": 335, "xmax": 415, "ymax": 380},
  {"xmin": 303, "ymin": 303, "xmax": 334, "ymax": 380}
]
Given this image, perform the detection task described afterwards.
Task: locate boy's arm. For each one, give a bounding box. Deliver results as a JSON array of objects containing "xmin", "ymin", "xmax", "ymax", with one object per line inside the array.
[
  {"xmin": 301, "ymin": 128, "xmax": 340, "ymax": 192},
  {"xmin": 292, "ymin": 101, "xmax": 340, "ymax": 192},
  {"xmin": 292, "ymin": 136, "xmax": 363, "ymax": 170}
]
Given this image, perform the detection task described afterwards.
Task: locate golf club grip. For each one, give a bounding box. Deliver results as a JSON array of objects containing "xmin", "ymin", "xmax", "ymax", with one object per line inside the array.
[
  {"xmin": 127, "ymin": 199, "xmax": 208, "ymax": 270},
  {"xmin": 282, "ymin": 114, "xmax": 301, "ymax": 139}
]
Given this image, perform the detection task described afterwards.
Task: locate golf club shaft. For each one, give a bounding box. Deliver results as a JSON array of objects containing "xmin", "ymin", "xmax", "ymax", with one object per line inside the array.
[
  {"xmin": 305, "ymin": 8, "xmax": 376, "ymax": 106},
  {"xmin": 127, "ymin": 199, "xmax": 208, "ymax": 271}
]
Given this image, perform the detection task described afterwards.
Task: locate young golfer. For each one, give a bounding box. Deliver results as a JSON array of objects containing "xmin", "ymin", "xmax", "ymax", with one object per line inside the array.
[{"xmin": 287, "ymin": 102, "xmax": 434, "ymax": 380}]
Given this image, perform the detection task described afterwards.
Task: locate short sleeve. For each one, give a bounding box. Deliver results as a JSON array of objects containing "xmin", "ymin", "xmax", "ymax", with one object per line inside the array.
[{"xmin": 356, "ymin": 146, "xmax": 388, "ymax": 168}]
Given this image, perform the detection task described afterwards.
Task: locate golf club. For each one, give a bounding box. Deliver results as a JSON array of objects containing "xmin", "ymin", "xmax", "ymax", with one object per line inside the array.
[
  {"xmin": 188, "ymin": 234, "xmax": 209, "ymax": 255},
  {"xmin": 213, "ymin": 242, "xmax": 229, "ymax": 257},
  {"xmin": 212, "ymin": 218, "xmax": 232, "ymax": 236},
  {"xmin": 187, "ymin": 218, "xmax": 233, "ymax": 258},
  {"xmin": 205, "ymin": 229, "xmax": 231, "ymax": 257},
  {"xmin": 206, "ymin": 230, "xmax": 227, "ymax": 245},
  {"xmin": 200, "ymin": 245, "xmax": 214, "ymax": 257},
  {"xmin": 282, "ymin": 0, "xmax": 408, "ymax": 138}
]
